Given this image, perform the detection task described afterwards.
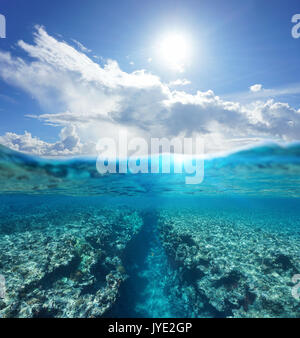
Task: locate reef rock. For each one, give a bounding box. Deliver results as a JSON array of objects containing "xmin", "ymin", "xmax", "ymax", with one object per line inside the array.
[
  {"xmin": 158, "ymin": 208, "xmax": 300, "ymax": 318},
  {"xmin": 0, "ymin": 206, "xmax": 142, "ymax": 318}
]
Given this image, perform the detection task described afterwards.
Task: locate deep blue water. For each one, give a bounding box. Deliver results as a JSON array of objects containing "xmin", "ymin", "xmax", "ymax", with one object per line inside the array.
[{"xmin": 0, "ymin": 143, "xmax": 299, "ymax": 318}]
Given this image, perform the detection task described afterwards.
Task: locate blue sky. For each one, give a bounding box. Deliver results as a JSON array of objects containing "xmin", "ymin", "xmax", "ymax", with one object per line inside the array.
[{"xmin": 0, "ymin": 0, "xmax": 300, "ymax": 156}]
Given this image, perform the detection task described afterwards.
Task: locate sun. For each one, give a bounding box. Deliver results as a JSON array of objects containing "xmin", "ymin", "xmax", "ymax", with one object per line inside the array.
[{"xmin": 157, "ymin": 32, "xmax": 190, "ymax": 72}]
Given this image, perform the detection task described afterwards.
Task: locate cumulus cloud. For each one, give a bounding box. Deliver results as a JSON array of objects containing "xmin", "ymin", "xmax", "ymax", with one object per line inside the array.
[
  {"xmin": 248, "ymin": 99, "xmax": 300, "ymax": 139},
  {"xmin": 0, "ymin": 125, "xmax": 95, "ymax": 156},
  {"xmin": 250, "ymin": 84, "xmax": 263, "ymax": 92},
  {"xmin": 0, "ymin": 26, "xmax": 299, "ymax": 156}
]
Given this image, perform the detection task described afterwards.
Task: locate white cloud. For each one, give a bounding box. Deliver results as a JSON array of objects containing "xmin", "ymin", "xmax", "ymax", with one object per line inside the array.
[
  {"xmin": 71, "ymin": 39, "xmax": 91, "ymax": 53},
  {"xmin": 250, "ymin": 84, "xmax": 263, "ymax": 92},
  {"xmin": 0, "ymin": 125, "xmax": 94, "ymax": 156},
  {"xmin": 168, "ymin": 79, "xmax": 191, "ymax": 87},
  {"xmin": 227, "ymin": 82, "xmax": 300, "ymax": 103},
  {"xmin": 0, "ymin": 27, "xmax": 299, "ymax": 156}
]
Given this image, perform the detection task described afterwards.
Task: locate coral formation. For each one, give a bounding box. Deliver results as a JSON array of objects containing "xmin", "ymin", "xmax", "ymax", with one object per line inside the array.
[
  {"xmin": 0, "ymin": 205, "xmax": 142, "ymax": 318},
  {"xmin": 158, "ymin": 207, "xmax": 300, "ymax": 318},
  {"xmin": 1, "ymin": 199, "xmax": 299, "ymax": 318}
]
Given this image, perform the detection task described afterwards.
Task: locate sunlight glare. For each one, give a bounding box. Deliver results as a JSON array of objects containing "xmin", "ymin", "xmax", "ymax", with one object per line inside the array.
[{"xmin": 157, "ymin": 32, "xmax": 191, "ymax": 72}]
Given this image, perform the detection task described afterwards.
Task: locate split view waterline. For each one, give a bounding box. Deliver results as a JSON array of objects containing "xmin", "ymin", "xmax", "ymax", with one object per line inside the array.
[{"xmin": 0, "ymin": 0, "xmax": 299, "ymax": 319}]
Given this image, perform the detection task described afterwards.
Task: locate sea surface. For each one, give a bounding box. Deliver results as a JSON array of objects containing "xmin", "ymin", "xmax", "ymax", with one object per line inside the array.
[{"xmin": 0, "ymin": 143, "xmax": 299, "ymax": 318}]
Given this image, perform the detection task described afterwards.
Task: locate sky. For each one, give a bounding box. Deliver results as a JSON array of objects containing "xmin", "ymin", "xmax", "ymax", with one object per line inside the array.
[{"xmin": 0, "ymin": 0, "xmax": 300, "ymax": 156}]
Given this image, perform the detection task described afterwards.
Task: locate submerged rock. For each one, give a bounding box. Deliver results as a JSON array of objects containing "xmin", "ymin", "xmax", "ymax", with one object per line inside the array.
[
  {"xmin": 158, "ymin": 208, "xmax": 300, "ymax": 318},
  {"xmin": 0, "ymin": 206, "xmax": 142, "ymax": 318}
]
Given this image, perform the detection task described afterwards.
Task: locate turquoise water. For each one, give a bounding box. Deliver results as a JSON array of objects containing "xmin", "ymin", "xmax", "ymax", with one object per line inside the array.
[{"xmin": 0, "ymin": 143, "xmax": 299, "ymax": 318}]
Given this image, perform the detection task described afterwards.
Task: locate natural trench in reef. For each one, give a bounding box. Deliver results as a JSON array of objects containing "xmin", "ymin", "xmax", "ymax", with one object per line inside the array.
[{"xmin": 105, "ymin": 210, "xmax": 187, "ymax": 318}]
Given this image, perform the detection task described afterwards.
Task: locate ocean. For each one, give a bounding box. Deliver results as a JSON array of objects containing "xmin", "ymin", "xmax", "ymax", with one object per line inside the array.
[{"xmin": 0, "ymin": 143, "xmax": 299, "ymax": 318}]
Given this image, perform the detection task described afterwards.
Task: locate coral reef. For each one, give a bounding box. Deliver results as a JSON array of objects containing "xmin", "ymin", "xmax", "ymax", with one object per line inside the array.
[
  {"xmin": 0, "ymin": 197, "xmax": 299, "ymax": 318},
  {"xmin": 158, "ymin": 207, "xmax": 300, "ymax": 318},
  {"xmin": 0, "ymin": 206, "xmax": 142, "ymax": 318}
]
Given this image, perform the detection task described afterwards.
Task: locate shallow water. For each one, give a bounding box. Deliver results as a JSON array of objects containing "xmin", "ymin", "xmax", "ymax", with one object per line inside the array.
[{"xmin": 0, "ymin": 144, "xmax": 299, "ymax": 318}]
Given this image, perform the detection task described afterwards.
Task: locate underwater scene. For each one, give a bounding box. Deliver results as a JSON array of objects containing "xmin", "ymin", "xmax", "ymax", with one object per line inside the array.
[{"xmin": 0, "ymin": 143, "xmax": 299, "ymax": 318}]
